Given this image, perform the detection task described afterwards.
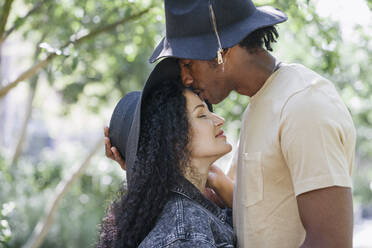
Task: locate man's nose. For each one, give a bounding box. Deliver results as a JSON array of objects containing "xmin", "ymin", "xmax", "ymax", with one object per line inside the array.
[
  {"xmin": 181, "ymin": 71, "xmax": 194, "ymax": 87},
  {"xmin": 179, "ymin": 61, "xmax": 194, "ymax": 87}
]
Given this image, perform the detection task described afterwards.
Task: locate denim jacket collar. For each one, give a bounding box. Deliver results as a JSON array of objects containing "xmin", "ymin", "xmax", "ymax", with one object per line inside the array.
[{"xmin": 170, "ymin": 177, "xmax": 227, "ymax": 223}]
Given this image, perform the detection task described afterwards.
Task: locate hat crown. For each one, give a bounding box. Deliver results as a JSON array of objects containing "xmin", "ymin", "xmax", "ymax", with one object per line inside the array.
[
  {"xmin": 109, "ymin": 91, "xmax": 140, "ymax": 161},
  {"xmin": 108, "ymin": 59, "xmax": 181, "ymax": 184},
  {"xmin": 165, "ymin": 0, "xmax": 256, "ymax": 38},
  {"xmin": 150, "ymin": 0, "xmax": 287, "ymax": 63}
]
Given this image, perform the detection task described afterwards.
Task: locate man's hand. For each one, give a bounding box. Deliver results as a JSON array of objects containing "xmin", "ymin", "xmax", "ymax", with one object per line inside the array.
[
  {"xmin": 206, "ymin": 164, "xmax": 234, "ymax": 208},
  {"xmin": 104, "ymin": 126, "xmax": 126, "ymax": 171},
  {"xmin": 203, "ymin": 187, "xmax": 226, "ymax": 208},
  {"xmin": 297, "ymin": 186, "xmax": 353, "ymax": 248}
]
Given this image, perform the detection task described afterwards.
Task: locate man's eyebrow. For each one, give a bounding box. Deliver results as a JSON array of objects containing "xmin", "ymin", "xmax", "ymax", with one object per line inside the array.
[{"xmin": 192, "ymin": 104, "xmax": 205, "ymax": 112}]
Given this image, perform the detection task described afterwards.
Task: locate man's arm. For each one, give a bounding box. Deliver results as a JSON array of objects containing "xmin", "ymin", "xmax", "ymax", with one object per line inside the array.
[
  {"xmin": 207, "ymin": 165, "xmax": 234, "ymax": 208},
  {"xmin": 207, "ymin": 150, "xmax": 237, "ymax": 207},
  {"xmin": 297, "ymin": 186, "xmax": 353, "ymax": 248},
  {"xmin": 279, "ymin": 86, "xmax": 356, "ymax": 248},
  {"xmin": 104, "ymin": 126, "xmax": 126, "ymax": 170},
  {"xmin": 226, "ymin": 160, "xmax": 236, "ymax": 181}
]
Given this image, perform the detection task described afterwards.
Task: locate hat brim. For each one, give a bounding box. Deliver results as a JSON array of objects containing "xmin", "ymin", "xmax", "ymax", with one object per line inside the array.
[
  {"xmin": 125, "ymin": 58, "xmax": 180, "ymax": 182},
  {"xmin": 149, "ymin": 6, "xmax": 287, "ymax": 63}
]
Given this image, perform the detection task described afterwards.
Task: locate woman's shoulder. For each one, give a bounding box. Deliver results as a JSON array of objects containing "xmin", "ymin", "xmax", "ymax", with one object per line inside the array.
[
  {"xmin": 139, "ymin": 193, "xmax": 235, "ymax": 248},
  {"xmin": 139, "ymin": 194, "xmax": 209, "ymax": 247}
]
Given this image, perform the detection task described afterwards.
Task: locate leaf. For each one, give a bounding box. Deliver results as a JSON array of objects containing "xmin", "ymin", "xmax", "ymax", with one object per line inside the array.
[{"xmin": 71, "ymin": 56, "xmax": 79, "ymax": 71}]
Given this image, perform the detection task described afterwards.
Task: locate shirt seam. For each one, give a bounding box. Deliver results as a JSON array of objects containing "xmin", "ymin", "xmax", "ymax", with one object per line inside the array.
[
  {"xmin": 158, "ymin": 233, "xmax": 217, "ymax": 248},
  {"xmin": 175, "ymin": 193, "xmax": 227, "ymax": 224},
  {"xmin": 278, "ymin": 65, "xmax": 313, "ymax": 120},
  {"xmin": 175, "ymin": 195, "xmax": 185, "ymax": 235}
]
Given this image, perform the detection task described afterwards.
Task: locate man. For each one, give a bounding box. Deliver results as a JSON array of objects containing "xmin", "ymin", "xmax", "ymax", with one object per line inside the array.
[{"xmin": 105, "ymin": 0, "xmax": 355, "ymax": 247}]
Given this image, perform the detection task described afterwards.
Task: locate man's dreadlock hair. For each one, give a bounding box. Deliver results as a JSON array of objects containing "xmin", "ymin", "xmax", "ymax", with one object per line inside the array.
[{"xmin": 239, "ymin": 25, "xmax": 279, "ymax": 53}]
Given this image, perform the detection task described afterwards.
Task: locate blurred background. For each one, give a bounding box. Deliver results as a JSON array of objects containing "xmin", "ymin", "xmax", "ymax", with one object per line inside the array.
[{"xmin": 0, "ymin": 0, "xmax": 371, "ymax": 247}]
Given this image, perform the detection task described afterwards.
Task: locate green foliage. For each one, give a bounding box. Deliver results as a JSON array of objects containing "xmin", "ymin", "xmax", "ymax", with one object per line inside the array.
[
  {"xmin": 353, "ymin": 165, "xmax": 372, "ymax": 205},
  {"xmin": 367, "ymin": 0, "xmax": 372, "ymax": 10},
  {"xmin": 0, "ymin": 207, "xmax": 13, "ymax": 248},
  {"xmin": 13, "ymin": 0, "xmax": 163, "ymax": 114},
  {"xmin": 0, "ymin": 157, "xmax": 13, "ymax": 248},
  {"xmin": 0, "ymin": 152, "xmax": 124, "ymax": 248},
  {"xmin": 1, "ymin": 0, "xmax": 372, "ymax": 247},
  {"xmin": 1, "ymin": 2, "xmax": 164, "ymax": 246}
]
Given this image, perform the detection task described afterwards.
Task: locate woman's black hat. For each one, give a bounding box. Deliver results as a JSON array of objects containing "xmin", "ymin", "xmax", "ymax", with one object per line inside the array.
[{"xmin": 109, "ymin": 59, "xmax": 180, "ymax": 185}]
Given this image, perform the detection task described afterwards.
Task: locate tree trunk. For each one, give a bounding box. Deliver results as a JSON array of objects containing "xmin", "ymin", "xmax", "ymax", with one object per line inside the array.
[
  {"xmin": 10, "ymin": 76, "xmax": 38, "ymax": 167},
  {"xmin": 23, "ymin": 138, "xmax": 104, "ymax": 248},
  {"xmin": 9, "ymin": 36, "xmax": 44, "ymax": 166},
  {"xmin": 2, "ymin": 0, "xmax": 49, "ymax": 44},
  {"xmin": 0, "ymin": 53, "xmax": 53, "ymax": 98},
  {"xmin": 0, "ymin": 44, "xmax": 3, "ymax": 148},
  {"xmin": 0, "ymin": 0, "xmax": 15, "ymax": 42}
]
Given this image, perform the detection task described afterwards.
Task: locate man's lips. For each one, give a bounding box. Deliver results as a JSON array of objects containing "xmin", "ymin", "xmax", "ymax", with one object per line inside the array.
[
  {"xmin": 215, "ymin": 130, "xmax": 225, "ymax": 138},
  {"xmin": 198, "ymin": 90, "xmax": 207, "ymax": 101},
  {"xmin": 197, "ymin": 91, "xmax": 205, "ymax": 99}
]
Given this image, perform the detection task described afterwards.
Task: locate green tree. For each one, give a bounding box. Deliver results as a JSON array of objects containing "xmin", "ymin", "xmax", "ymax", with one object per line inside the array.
[
  {"xmin": 1, "ymin": 1, "xmax": 371, "ymax": 248},
  {"xmin": 0, "ymin": 0, "xmax": 163, "ymax": 247}
]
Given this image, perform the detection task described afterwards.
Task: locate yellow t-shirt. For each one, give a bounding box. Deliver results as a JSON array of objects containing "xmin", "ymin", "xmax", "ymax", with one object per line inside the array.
[{"xmin": 232, "ymin": 63, "xmax": 356, "ymax": 248}]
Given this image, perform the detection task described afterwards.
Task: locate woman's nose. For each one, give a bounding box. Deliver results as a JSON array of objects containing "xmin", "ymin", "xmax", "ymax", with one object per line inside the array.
[{"xmin": 213, "ymin": 114, "xmax": 225, "ymax": 127}]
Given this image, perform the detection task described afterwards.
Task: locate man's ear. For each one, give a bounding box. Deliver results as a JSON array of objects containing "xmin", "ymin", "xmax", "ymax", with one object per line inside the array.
[
  {"xmin": 179, "ymin": 59, "xmax": 194, "ymax": 87},
  {"xmin": 219, "ymin": 47, "xmax": 235, "ymax": 70},
  {"xmin": 223, "ymin": 47, "xmax": 231, "ymax": 55},
  {"xmin": 222, "ymin": 48, "xmax": 233, "ymax": 61}
]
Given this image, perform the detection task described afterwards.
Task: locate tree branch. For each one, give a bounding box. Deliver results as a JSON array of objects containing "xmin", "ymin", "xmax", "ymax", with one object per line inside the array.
[
  {"xmin": 63, "ymin": 7, "xmax": 152, "ymax": 48},
  {"xmin": 0, "ymin": 53, "xmax": 54, "ymax": 98},
  {"xmin": 0, "ymin": 6, "xmax": 152, "ymax": 99},
  {"xmin": 23, "ymin": 138, "xmax": 104, "ymax": 248},
  {"xmin": 0, "ymin": 0, "xmax": 15, "ymax": 39},
  {"xmin": 10, "ymin": 34, "xmax": 46, "ymax": 168},
  {"xmin": 1, "ymin": 0, "xmax": 49, "ymax": 44},
  {"xmin": 10, "ymin": 77, "xmax": 38, "ymax": 167}
]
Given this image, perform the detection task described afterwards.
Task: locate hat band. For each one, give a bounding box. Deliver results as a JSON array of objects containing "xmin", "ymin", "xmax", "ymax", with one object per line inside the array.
[{"xmin": 208, "ymin": 1, "xmax": 223, "ymax": 64}]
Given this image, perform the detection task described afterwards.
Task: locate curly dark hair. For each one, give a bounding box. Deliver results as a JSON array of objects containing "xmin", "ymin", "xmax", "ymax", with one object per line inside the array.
[
  {"xmin": 239, "ymin": 25, "xmax": 279, "ymax": 53},
  {"xmin": 97, "ymin": 78, "xmax": 190, "ymax": 248}
]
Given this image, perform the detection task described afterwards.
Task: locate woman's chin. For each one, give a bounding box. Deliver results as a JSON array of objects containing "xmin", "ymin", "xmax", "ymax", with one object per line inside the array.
[
  {"xmin": 224, "ymin": 144, "xmax": 233, "ymax": 155},
  {"xmin": 192, "ymin": 143, "xmax": 233, "ymax": 162},
  {"xmin": 214, "ymin": 144, "xmax": 233, "ymax": 159}
]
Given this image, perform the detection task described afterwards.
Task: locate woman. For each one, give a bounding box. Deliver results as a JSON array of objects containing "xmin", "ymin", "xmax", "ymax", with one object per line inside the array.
[{"xmin": 97, "ymin": 59, "xmax": 236, "ymax": 248}]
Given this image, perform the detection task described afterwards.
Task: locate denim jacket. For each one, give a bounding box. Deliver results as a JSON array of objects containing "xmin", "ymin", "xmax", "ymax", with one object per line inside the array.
[{"xmin": 139, "ymin": 177, "xmax": 236, "ymax": 248}]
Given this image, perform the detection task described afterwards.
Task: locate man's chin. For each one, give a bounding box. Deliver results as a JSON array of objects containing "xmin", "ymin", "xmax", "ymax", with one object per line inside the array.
[
  {"xmin": 208, "ymin": 92, "xmax": 231, "ymax": 104},
  {"xmin": 209, "ymin": 97, "xmax": 223, "ymax": 105},
  {"xmin": 203, "ymin": 95, "xmax": 217, "ymax": 104}
]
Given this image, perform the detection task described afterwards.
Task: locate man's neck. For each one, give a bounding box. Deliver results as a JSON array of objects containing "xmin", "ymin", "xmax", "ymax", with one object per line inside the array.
[{"xmin": 232, "ymin": 48, "xmax": 278, "ymax": 97}]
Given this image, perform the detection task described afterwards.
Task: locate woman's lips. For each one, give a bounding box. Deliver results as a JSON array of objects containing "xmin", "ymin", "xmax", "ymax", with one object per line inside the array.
[{"xmin": 215, "ymin": 130, "xmax": 225, "ymax": 138}]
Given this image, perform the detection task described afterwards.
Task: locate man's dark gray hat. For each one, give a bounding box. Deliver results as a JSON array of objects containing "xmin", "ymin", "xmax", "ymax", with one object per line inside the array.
[
  {"xmin": 149, "ymin": 0, "xmax": 288, "ymax": 63},
  {"xmin": 108, "ymin": 58, "xmax": 180, "ymax": 186}
]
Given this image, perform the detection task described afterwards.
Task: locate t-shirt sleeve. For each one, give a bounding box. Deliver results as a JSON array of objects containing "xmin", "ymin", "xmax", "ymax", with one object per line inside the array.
[{"xmin": 279, "ymin": 86, "xmax": 355, "ymax": 196}]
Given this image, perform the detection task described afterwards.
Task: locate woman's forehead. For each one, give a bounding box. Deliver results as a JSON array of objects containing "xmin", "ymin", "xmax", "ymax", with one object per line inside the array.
[{"xmin": 184, "ymin": 89, "xmax": 206, "ymax": 108}]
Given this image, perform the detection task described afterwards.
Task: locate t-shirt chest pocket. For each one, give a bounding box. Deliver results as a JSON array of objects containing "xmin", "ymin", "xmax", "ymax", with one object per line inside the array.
[{"xmin": 238, "ymin": 152, "xmax": 263, "ymax": 207}]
